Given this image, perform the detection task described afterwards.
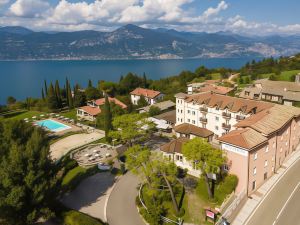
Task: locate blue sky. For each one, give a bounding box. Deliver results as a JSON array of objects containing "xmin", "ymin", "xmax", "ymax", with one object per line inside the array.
[{"xmin": 0, "ymin": 0, "xmax": 299, "ymax": 35}]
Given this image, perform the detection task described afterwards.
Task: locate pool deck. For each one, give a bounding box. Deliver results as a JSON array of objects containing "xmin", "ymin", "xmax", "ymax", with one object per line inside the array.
[
  {"xmin": 50, "ymin": 132, "xmax": 105, "ymax": 161},
  {"xmin": 37, "ymin": 118, "xmax": 81, "ymax": 135}
]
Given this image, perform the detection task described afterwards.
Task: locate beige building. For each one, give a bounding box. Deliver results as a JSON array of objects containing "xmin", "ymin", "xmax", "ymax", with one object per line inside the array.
[
  {"xmin": 130, "ymin": 87, "xmax": 164, "ymax": 105},
  {"xmin": 187, "ymin": 80, "xmax": 234, "ymax": 95},
  {"xmin": 239, "ymin": 79, "xmax": 300, "ymax": 106}
]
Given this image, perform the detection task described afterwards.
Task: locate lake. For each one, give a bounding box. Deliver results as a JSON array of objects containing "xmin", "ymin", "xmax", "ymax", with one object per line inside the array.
[{"xmin": 0, "ymin": 58, "xmax": 255, "ymax": 104}]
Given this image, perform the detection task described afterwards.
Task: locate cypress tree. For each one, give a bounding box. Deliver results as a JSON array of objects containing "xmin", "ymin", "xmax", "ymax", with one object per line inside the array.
[
  {"xmin": 88, "ymin": 79, "xmax": 93, "ymax": 88},
  {"xmin": 44, "ymin": 80, "xmax": 48, "ymax": 96},
  {"xmin": 103, "ymin": 94, "xmax": 112, "ymax": 142},
  {"xmin": 47, "ymin": 83, "xmax": 58, "ymax": 110},
  {"xmin": 67, "ymin": 83, "xmax": 73, "ymax": 108},
  {"xmin": 142, "ymin": 72, "xmax": 147, "ymax": 88},
  {"xmin": 41, "ymin": 88, "xmax": 45, "ymax": 100},
  {"xmin": 66, "ymin": 78, "xmax": 69, "ymax": 104},
  {"xmin": 55, "ymin": 80, "xmax": 62, "ymax": 108}
]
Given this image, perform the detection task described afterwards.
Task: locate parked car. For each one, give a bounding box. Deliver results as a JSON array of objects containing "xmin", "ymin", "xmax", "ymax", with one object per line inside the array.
[{"xmin": 98, "ymin": 163, "xmax": 111, "ymax": 171}]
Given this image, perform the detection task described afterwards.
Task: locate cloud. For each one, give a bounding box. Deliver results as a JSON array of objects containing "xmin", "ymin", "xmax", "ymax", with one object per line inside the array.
[
  {"xmin": 9, "ymin": 0, "xmax": 50, "ymax": 17},
  {"xmin": 202, "ymin": 1, "xmax": 228, "ymax": 19},
  {"xmin": 0, "ymin": 0, "xmax": 10, "ymax": 7}
]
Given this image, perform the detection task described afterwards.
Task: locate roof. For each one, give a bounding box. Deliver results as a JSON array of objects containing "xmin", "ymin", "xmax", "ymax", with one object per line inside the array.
[
  {"xmin": 94, "ymin": 97, "xmax": 127, "ymax": 109},
  {"xmin": 184, "ymin": 92, "xmax": 273, "ymax": 114},
  {"xmin": 148, "ymin": 117, "xmax": 172, "ymax": 130},
  {"xmin": 235, "ymin": 104, "xmax": 300, "ymax": 135},
  {"xmin": 79, "ymin": 106, "xmax": 101, "ymax": 116},
  {"xmin": 154, "ymin": 110, "xmax": 176, "ymax": 124},
  {"xmin": 175, "ymin": 92, "xmax": 188, "ymax": 99},
  {"xmin": 138, "ymin": 100, "xmax": 175, "ymax": 112},
  {"xmin": 250, "ymin": 79, "xmax": 300, "ymax": 101},
  {"xmin": 218, "ymin": 128, "xmax": 268, "ymax": 150},
  {"xmin": 174, "ymin": 123, "xmax": 214, "ymax": 138},
  {"xmin": 160, "ymin": 138, "xmax": 189, "ymax": 154},
  {"xmin": 130, "ymin": 88, "xmax": 161, "ymax": 99}
]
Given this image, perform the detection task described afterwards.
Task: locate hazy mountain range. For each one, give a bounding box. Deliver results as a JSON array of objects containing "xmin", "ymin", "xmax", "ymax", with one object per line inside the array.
[{"xmin": 1, "ymin": 24, "xmax": 300, "ymax": 60}]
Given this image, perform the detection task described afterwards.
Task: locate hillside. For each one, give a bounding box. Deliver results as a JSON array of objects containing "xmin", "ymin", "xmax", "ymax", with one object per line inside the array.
[{"xmin": 1, "ymin": 25, "xmax": 300, "ymax": 60}]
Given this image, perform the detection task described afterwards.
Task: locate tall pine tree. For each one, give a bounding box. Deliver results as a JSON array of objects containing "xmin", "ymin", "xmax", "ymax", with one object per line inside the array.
[
  {"xmin": 44, "ymin": 80, "xmax": 48, "ymax": 97},
  {"xmin": 41, "ymin": 88, "xmax": 45, "ymax": 100},
  {"xmin": 47, "ymin": 83, "xmax": 58, "ymax": 110},
  {"xmin": 103, "ymin": 94, "xmax": 113, "ymax": 142},
  {"xmin": 55, "ymin": 80, "xmax": 62, "ymax": 108},
  {"xmin": 88, "ymin": 79, "xmax": 93, "ymax": 88}
]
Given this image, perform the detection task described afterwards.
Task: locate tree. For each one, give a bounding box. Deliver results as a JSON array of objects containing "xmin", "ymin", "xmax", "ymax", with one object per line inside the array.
[
  {"xmin": 103, "ymin": 94, "xmax": 113, "ymax": 142},
  {"xmin": 0, "ymin": 121, "xmax": 56, "ymax": 225},
  {"xmin": 142, "ymin": 73, "xmax": 148, "ymax": 88},
  {"xmin": 182, "ymin": 138, "xmax": 226, "ymax": 198},
  {"xmin": 138, "ymin": 95, "xmax": 148, "ymax": 107},
  {"xmin": 99, "ymin": 81, "xmax": 116, "ymax": 96},
  {"xmin": 85, "ymin": 87, "xmax": 101, "ymax": 100},
  {"xmin": 148, "ymin": 106, "xmax": 161, "ymax": 117},
  {"xmin": 244, "ymin": 76, "xmax": 251, "ymax": 84},
  {"xmin": 73, "ymin": 88, "xmax": 86, "ymax": 108},
  {"xmin": 6, "ymin": 96, "xmax": 16, "ymax": 106},
  {"xmin": 44, "ymin": 80, "xmax": 48, "ymax": 97},
  {"xmin": 88, "ymin": 79, "xmax": 93, "ymax": 88},
  {"xmin": 47, "ymin": 83, "xmax": 58, "ymax": 110},
  {"xmin": 41, "ymin": 88, "xmax": 45, "ymax": 101},
  {"xmin": 109, "ymin": 113, "xmax": 153, "ymax": 146},
  {"xmin": 55, "ymin": 80, "xmax": 62, "ymax": 108}
]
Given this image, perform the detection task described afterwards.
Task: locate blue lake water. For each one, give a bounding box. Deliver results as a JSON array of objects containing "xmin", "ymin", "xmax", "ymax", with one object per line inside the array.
[{"xmin": 0, "ymin": 58, "xmax": 256, "ymax": 104}]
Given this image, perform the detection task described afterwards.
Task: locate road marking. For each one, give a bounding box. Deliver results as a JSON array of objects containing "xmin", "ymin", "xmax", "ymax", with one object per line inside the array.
[{"xmin": 272, "ymin": 182, "xmax": 300, "ymax": 225}]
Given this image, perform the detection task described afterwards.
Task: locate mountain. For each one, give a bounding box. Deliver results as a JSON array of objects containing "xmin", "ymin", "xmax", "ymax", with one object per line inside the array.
[{"xmin": 0, "ymin": 24, "xmax": 300, "ymax": 60}]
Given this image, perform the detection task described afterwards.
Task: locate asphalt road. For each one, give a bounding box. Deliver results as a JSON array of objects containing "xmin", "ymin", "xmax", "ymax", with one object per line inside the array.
[
  {"xmin": 246, "ymin": 158, "xmax": 300, "ymax": 225},
  {"xmin": 106, "ymin": 172, "xmax": 146, "ymax": 225}
]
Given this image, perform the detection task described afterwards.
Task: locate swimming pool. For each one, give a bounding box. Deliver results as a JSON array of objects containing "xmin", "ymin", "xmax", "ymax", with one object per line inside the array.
[{"xmin": 36, "ymin": 119, "xmax": 71, "ymax": 132}]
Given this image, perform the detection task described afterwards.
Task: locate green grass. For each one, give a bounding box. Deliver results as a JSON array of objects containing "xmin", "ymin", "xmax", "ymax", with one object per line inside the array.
[
  {"xmin": 61, "ymin": 109, "xmax": 77, "ymax": 120},
  {"xmin": 62, "ymin": 166, "xmax": 87, "ymax": 187},
  {"xmin": 258, "ymin": 70, "xmax": 300, "ymax": 81},
  {"xmin": 1, "ymin": 110, "xmax": 45, "ymax": 121},
  {"xmin": 196, "ymin": 174, "xmax": 238, "ymax": 206},
  {"xmin": 63, "ymin": 210, "xmax": 104, "ymax": 225},
  {"xmin": 210, "ymin": 73, "xmax": 221, "ymax": 80}
]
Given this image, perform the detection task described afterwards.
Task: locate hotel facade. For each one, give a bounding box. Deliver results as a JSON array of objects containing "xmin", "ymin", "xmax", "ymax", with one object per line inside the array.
[{"xmin": 172, "ymin": 92, "xmax": 300, "ymax": 195}]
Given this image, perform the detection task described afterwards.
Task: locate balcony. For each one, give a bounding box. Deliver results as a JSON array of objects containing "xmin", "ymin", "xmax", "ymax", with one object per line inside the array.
[
  {"xmin": 222, "ymin": 123, "xmax": 231, "ymax": 130},
  {"xmin": 222, "ymin": 112, "xmax": 231, "ymax": 119},
  {"xmin": 200, "ymin": 107, "xmax": 208, "ymax": 113},
  {"xmin": 236, "ymin": 115, "xmax": 246, "ymax": 121},
  {"xmin": 200, "ymin": 117, "xmax": 208, "ymax": 123}
]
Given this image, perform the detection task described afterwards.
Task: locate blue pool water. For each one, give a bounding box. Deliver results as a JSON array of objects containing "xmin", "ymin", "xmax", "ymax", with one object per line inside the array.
[{"xmin": 36, "ymin": 119, "xmax": 71, "ymax": 132}]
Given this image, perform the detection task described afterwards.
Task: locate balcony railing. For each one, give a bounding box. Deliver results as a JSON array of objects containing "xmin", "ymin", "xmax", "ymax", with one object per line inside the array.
[
  {"xmin": 222, "ymin": 112, "xmax": 231, "ymax": 119},
  {"xmin": 200, "ymin": 117, "xmax": 208, "ymax": 123},
  {"xmin": 200, "ymin": 107, "xmax": 208, "ymax": 113},
  {"xmin": 222, "ymin": 123, "xmax": 231, "ymax": 130},
  {"xmin": 236, "ymin": 115, "xmax": 246, "ymax": 121}
]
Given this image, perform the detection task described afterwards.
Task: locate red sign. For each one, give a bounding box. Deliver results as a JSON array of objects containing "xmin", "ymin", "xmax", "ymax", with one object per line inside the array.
[{"xmin": 206, "ymin": 210, "xmax": 215, "ymax": 219}]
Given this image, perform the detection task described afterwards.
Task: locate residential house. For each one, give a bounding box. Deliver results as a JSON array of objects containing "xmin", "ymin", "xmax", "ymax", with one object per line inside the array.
[
  {"xmin": 239, "ymin": 78, "xmax": 300, "ymax": 106},
  {"xmin": 187, "ymin": 80, "xmax": 234, "ymax": 95},
  {"xmin": 130, "ymin": 88, "xmax": 164, "ymax": 105},
  {"xmin": 138, "ymin": 100, "xmax": 175, "ymax": 113},
  {"xmin": 77, "ymin": 97, "xmax": 127, "ymax": 121}
]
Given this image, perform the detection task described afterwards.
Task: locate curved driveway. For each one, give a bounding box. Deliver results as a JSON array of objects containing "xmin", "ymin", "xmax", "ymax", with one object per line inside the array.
[{"xmin": 106, "ymin": 172, "xmax": 146, "ymax": 225}]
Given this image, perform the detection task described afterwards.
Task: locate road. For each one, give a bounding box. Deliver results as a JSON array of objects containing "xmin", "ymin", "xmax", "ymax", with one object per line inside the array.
[
  {"xmin": 246, "ymin": 157, "xmax": 300, "ymax": 225},
  {"xmin": 106, "ymin": 172, "xmax": 146, "ymax": 225}
]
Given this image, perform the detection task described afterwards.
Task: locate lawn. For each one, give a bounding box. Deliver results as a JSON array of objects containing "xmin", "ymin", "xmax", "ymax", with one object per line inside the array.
[
  {"xmin": 63, "ymin": 210, "xmax": 104, "ymax": 225},
  {"xmin": 210, "ymin": 73, "xmax": 221, "ymax": 80},
  {"xmin": 258, "ymin": 70, "xmax": 300, "ymax": 81},
  {"xmin": 61, "ymin": 109, "xmax": 77, "ymax": 120},
  {"xmin": 0, "ymin": 110, "xmax": 45, "ymax": 121},
  {"xmin": 62, "ymin": 166, "xmax": 87, "ymax": 187}
]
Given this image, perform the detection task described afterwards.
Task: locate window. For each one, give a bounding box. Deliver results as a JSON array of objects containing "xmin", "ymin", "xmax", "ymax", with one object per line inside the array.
[
  {"xmin": 177, "ymin": 109, "xmax": 179, "ymax": 113},
  {"xmin": 181, "ymin": 110, "xmax": 183, "ymax": 113},
  {"xmin": 254, "ymin": 153, "xmax": 258, "ymax": 160},
  {"xmin": 215, "ymin": 116, "xmax": 219, "ymax": 121},
  {"xmin": 215, "ymin": 126, "xmax": 219, "ymax": 131},
  {"xmin": 187, "ymin": 110, "xmax": 190, "ymax": 114},
  {"xmin": 253, "ymin": 167, "xmax": 257, "ymax": 175},
  {"xmin": 192, "ymin": 111, "xmax": 195, "ymax": 115},
  {"xmin": 187, "ymin": 119, "xmax": 190, "ymax": 122},
  {"xmin": 176, "ymin": 155, "xmax": 183, "ymax": 162},
  {"xmin": 265, "ymin": 146, "xmax": 269, "ymax": 153},
  {"xmin": 202, "ymin": 124, "xmax": 206, "ymax": 128},
  {"xmin": 264, "ymin": 160, "xmax": 268, "ymax": 167},
  {"xmin": 252, "ymin": 181, "xmax": 256, "ymax": 190},
  {"xmin": 192, "ymin": 120, "xmax": 195, "ymax": 124}
]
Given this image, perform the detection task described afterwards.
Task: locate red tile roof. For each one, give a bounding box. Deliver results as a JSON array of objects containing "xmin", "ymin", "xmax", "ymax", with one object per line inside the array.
[
  {"xmin": 79, "ymin": 106, "xmax": 101, "ymax": 116},
  {"xmin": 160, "ymin": 137, "xmax": 189, "ymax": 154},
  {"xmin": 197, "ymin": 85, "xmax": 234, "ymax": 95},
  {"xmin": 94, "ymin": 97, "xmax": 127, "ymax": 109},
  {"xmin": 130, "ymin": 88, "xmax": 161, "ymax": 99},
  {"xmin": 174, "ymin": 123, "xmax": 214, "ymax": 138}
]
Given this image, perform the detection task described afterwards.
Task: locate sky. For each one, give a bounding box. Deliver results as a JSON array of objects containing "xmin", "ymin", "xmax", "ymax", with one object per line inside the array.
[{"xmin": 0, "ymin": 0, "xmax": 299, "ymax": 35}]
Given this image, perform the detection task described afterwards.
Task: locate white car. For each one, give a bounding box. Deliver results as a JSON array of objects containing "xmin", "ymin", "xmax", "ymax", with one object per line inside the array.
[{"xmin": 98, "ymin": 163, "xmax": 111, "ymax": 171}]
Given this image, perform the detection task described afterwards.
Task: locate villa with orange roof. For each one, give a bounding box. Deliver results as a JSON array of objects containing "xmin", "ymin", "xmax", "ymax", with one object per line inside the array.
[
  {"xmin": 130, "ymin": 87, "xmax": 164, "ymax": 105},
  {"xmin": 77, "ymin": 97, "xmax": 127, "ymax": 121}
]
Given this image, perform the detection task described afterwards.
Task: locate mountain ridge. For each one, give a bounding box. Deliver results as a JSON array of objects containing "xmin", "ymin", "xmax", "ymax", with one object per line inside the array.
[{"xmin": 0, "ymin": 24, "xmax": 300, "ymax": 60}]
